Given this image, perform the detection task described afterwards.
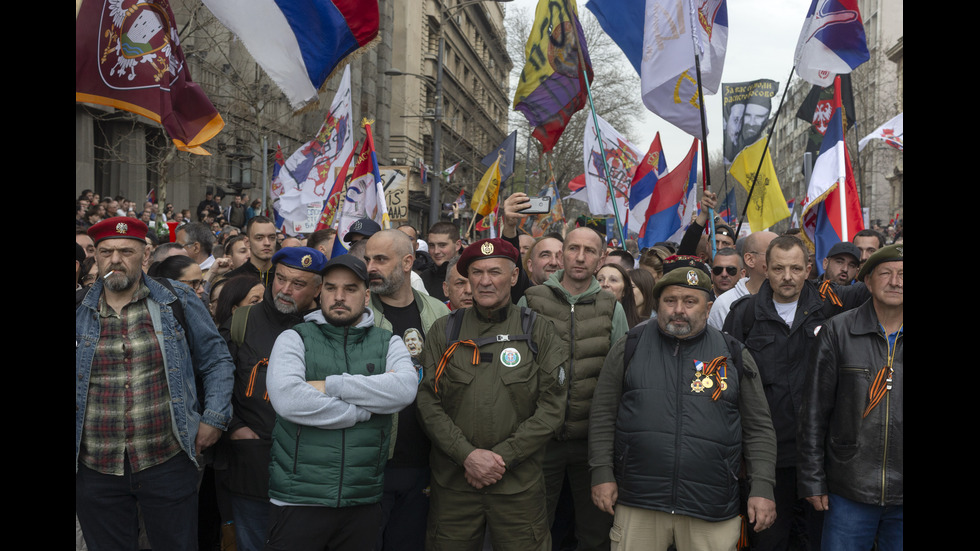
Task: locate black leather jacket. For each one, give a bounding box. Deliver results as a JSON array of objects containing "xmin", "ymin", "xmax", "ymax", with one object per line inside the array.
[{"xmin": 797, "ymin": 299, "xmax": 903, "ymax": 506}]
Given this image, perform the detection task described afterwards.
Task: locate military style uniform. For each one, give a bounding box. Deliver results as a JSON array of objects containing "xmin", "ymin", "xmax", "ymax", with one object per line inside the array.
[{"xmin": 417, "ymin": 303, "xmax": 568, "ymax": 551}]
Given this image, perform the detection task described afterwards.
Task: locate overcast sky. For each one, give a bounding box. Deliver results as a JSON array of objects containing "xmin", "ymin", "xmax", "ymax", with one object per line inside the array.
[{"xmin": 507, "ymin": 0, "xmax": 812, "ymax": 169}]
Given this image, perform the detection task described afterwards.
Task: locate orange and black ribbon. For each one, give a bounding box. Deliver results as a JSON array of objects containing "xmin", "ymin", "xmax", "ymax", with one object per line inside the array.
[
  {"xmin": 818, "ymin": 280, "xmax": 843, "ymax": 307},
  {"xmin": 434, "ymin": 340, "xmax": 479, "ymax": 394},
  {"xmin": 863, "ymin": 327, "xmax": 900, "ymax": 418},
  {"xmin": 702, "ymin": 355, "xmax": 728, "ymax": 401},
  {"xmin": 248, "ymin": 359, "xmax": 270, "ymax": 401}
]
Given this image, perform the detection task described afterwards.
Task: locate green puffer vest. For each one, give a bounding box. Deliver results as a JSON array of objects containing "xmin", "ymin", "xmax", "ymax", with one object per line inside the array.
[
  {"xmin": 268, "ymin": 321, "xmax": 392, "ymax": 507},
  {"xmin": 525, "ymin": 285, "xmax": 615, "ymax": 440}
]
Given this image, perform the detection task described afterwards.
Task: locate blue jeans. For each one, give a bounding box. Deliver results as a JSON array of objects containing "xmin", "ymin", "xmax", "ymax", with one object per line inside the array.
[
  {"xmin": 231, "ymin": 494, "xmax": 272, "ymax": 551},
  {"xmin": 76, "ymin": 453, "xmax": 199, "ymax": 551},
  {"xmin": 822, "ymin": 493, "xmax": 903, "ymax": 551}
]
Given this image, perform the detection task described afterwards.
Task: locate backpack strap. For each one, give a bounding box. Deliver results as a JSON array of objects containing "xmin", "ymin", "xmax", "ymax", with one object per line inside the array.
[
  {"xmin": 230, "ymin": 304, "xmax": 255, "ymax": 346},
  {"xmin": 444, "ymin": 307, "xmax": 538, "ymax": 358}
]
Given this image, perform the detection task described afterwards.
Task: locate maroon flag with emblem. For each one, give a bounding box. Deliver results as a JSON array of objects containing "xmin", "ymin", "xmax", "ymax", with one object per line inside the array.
[{"xmin": 75, "ymin": 0, "xmax": 224, "ymax": 155}]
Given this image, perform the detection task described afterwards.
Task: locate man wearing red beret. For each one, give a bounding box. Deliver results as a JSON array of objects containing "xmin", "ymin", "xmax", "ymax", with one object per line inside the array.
[
  {"xmin": 76, "ymin": 217, "xmax": 233, "ymax": 550},
  {"xmin": 417, "ymin": 238, "xmax": 569, "ymax": 551}
]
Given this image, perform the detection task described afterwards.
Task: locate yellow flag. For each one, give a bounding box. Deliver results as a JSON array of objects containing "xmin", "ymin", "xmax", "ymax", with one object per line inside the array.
[
  {"xmin": 471, "ymin": 157, "xmax": 502, "ymax": 217},
  {"xmin": 728, "ymin": 139, "xmax": 791, "ymax": 230}
]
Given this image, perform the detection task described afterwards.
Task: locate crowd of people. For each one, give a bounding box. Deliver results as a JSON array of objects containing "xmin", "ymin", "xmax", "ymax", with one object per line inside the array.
[{"xmin": 75, "ymin": 187, "xmax": 902, "ymax": 551}]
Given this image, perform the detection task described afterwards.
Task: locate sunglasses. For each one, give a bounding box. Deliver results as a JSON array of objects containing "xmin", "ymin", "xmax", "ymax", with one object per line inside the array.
[{"xmin": 712, "ymin": 266, "xmax": 738, "ymax": 276}]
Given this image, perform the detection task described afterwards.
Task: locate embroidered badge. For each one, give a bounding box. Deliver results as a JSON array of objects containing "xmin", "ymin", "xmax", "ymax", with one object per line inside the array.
[
  {"xmin": 686, "ymin": 270, "xmax": 699, "ymax": 286},
  {"xmin": 301, "ymin": 254, "xmax": 312, "ymax": 267},
  {"xmin": 352, "ymin": 220, "xmax": 363, "ymax": 231},
  {"xmin": 481, "ymin": 241, "xmax": 494, "ymax": 255},
  {"xmin": 115, "ymin": 222, "xmax": 128, "ymax": 234},
  {"xmin": 896, "ymin": 246, "xmax": 903, "ymax": 256},
  {"xmin": 500, "ymin": 347, "xmax": 521, "ymax": 367}
]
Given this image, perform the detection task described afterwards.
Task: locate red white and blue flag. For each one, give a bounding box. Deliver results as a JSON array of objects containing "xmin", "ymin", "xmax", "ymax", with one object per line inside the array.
[
  {"xmin": 332, "ymin": 122, "xmax": 389, "ymax": 257},
  {"xmin": 794, "ymin": 0, "xmax": 870, "ymax": 87},
  {"xmin": 800, "ymin": 77, "xmax": 864, "ymax": 271},
  {"xmin": 639, "ymin": 139, "xmax": 698, "ymax": 247},
  {"xmin": 202, "ymin": 0, "xmax": 378, "ymax": 110},
  {"xmin": 630, "ymin": 133, "xmax": 668, "ymax": 247}
]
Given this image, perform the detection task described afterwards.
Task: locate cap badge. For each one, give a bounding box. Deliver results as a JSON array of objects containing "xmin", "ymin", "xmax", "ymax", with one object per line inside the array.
[
  {"xmin": 301, "ymin": 254, "xmax": 312, "ymax": 267},
  {"xmin": 896, "ymin": 246, "xmax": 903, "ymax": 256},
  {"xmin": 115, "ymin": 222, "xmax": 128, "ymax": 234},
  {"xmin": 352, "ymin": 221, "xmax": 362, "ymax": 231},
  {"xmin": 481, "ymin": 241, "xmax": 494, "ymax": 255},
  {"xmin": 686, "ymin": 270, "xmax": 699, "ymax": 286}
]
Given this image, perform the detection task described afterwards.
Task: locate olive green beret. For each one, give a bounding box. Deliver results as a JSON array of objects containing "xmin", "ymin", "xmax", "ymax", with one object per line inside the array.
[
  {"xmin": 652, "ymin": 267, "xmax": 713, "ymax": 301},
  {"xmin": 857, "ymin": 244, "xmax": 904, "ymax": 282}
]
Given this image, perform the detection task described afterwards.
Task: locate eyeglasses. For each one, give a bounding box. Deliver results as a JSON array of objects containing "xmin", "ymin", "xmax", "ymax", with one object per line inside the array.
[
  {"xmin": 180, "ymin": 279, "xmax": 204, "ymax": 289},
  {"xmin": 712, "ymin": 266, "xmax": 738, "ymax": 276}
]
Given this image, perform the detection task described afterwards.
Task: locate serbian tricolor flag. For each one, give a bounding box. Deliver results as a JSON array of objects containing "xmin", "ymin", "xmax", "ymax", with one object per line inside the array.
[
  {"xmin": 513, "ymin": 0, "xmax": 592, "ymax": 152},
  {"xmin": 76, "ymin": 0, "xmax": 224, "ymax": 154},
  {"xmin": 794, "ymin": 0, "xmax": 870, "ymax": 87},
  {"xmin": 639, "ymin": 140, "xmax": 698, "ymax": 247},
  {"xmin": 801, "ymin": 76, "xmax": 864, "ymax": 272},
  {"xmin": 202, "ymin": 0, "xmax": 379, "ymax": 110},
  {"xmin": 332, "ymin": 122, "xmax": 389, "ymax": 257},
  {"xmin": 630, "ymin": 133, "xmax": 668, "ymax": 246}
]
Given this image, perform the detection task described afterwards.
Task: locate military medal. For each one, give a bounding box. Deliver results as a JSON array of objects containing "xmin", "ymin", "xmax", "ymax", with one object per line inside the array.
[
  {"xmin": 692, "ymin": 360, "xmax": 706, "ymax": 392},
  {"xmin": 702, "ymin": 376, "xmax": 714, "ymax": 389},
  {"xmin": 719, "ymin": 380, "xmax": 728, "ymax": 391},
  {"xmin": 691, "ymin": 379, "xmax": 704, "ymax": 393}
]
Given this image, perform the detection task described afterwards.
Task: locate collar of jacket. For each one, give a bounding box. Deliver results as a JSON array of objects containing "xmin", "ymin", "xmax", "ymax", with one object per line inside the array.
[
  {"xmin": 848, "ymin": 299, "xmax": 890, "ymax": 337},
  {"xmin": 81, "ymin": 272, "xmax": 177, "ymax": 312},
  {"xmin": 544, "ymin": 269, "xmax": 603, "ymax": 304},
  {"xmin": 755, "ymin": 279, "xmax": 825, "ymax": 328}
]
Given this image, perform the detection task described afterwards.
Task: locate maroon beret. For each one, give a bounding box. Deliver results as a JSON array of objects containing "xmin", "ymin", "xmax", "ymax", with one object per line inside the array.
[
  {"xmin": 87, "ymin": 217, "xmax": 148, "ymax": 245},
  {"xmin": 456, "ymin": 238, "xmax": 520, "ymax": 276}
]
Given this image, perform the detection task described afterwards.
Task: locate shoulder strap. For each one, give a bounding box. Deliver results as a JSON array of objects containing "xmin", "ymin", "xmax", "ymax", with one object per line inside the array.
[
  {"xmin": 152, "ymin": 277, "xmax": 187, "ymax": 331},
  {"xmin": 445, "ymin": 308, "xmax": 466, "ymax": 344},
  {"xmin": 443, "ymin": 307, "xmax": 539, "ymax": 358},
  {"xmin": 622, "ymin": 321, "xmax": 648, "ymax": 377},
  {"xmin": 230, "ymin": 304, "xmax": 255, "ymax": 346}
]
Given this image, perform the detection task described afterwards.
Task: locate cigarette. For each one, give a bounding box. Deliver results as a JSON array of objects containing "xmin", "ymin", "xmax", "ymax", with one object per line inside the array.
[{"xmin": 103, "ymin": 270, "xmax": 115, "ymax": 279}]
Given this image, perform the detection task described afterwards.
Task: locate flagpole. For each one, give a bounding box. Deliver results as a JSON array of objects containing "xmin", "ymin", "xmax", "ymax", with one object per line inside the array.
[
  {"xmin": 734, "ymin": 64, "xmax": 796, "ymax": 238},
  {"xmin": 691, "ymin": 51, "xmax": 716, "ymax": 259},
  {"xmin": 573, "ymin": 23, "xmax": 626, "ymax": 246}
]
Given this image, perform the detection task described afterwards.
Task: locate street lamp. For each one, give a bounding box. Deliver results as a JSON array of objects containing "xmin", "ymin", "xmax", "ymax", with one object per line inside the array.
[{"xmin": 387, "ymin": 0, "xmax": 511, "ymax": 225}]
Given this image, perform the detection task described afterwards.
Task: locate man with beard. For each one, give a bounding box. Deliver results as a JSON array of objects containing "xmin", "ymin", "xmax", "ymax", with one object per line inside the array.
[
  {"xmin": 363, "ymin": 230, "xmax": 449, "ymax": 551},
  {"xmin": 264, "ymin": 255, "xmax": 418, "ymax": 550},
  {"xmin": 219, "ymin": 247, "xmax": 326, "ymax": 551},
  {"xmin": 589, "ymin": 267, "xmax": 777, "ymax": 549},
  {"xmin": 738, "ymin": 98, "xmax": 771, "ymax": 150},
  {"xmin": 76, "ymin": 217, "xmax": 233, "ymax": 550},
  {"xmin": 821, "ymin": 242, "xmax": 860, "ymax": 286}
]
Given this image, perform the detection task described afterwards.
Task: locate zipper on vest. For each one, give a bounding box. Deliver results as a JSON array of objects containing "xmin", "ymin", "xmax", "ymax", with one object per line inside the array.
[
  {"xmin": 562, "ymin": 304, "xmax": 576, "ymax": 439},
  {"xmin": 671, "ymin": 343, "xmax": 682, "ymax": 509},
  {"xmin": 293, "ymin": 426, "xmax": 301, "ymax": 473},
  {"xmin": 337, "ymin": 328, "xmax": 350, "ymax": 507}
]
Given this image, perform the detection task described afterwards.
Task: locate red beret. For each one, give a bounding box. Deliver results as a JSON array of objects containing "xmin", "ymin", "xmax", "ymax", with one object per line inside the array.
[
  {"xmin": 87, "ymin": 217, "xmax": 148, "ymax": 245},
  {"xmin": 456, "ymin": 238, "xmax": 520, "ymax": 276}
]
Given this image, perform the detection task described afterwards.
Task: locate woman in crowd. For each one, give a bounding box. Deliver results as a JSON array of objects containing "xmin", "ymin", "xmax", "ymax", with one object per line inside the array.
[
  {"xmin": 148, "ymin": 255, "xmax": 206, "ymax": 300},
  {"xmin": 597, "ymin": 263, "xmax": 641, "ymax": 328},
  {"xmin": 638, "ymin": 246, "xmax": 670, "ymax": 283},
  {"xmin": 629, "ymin": 268, "xmax": 657, "ymax": 321},
  {"xmin": 213, "ymin": 275, "xmax": 264, "ymax": 326}
]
